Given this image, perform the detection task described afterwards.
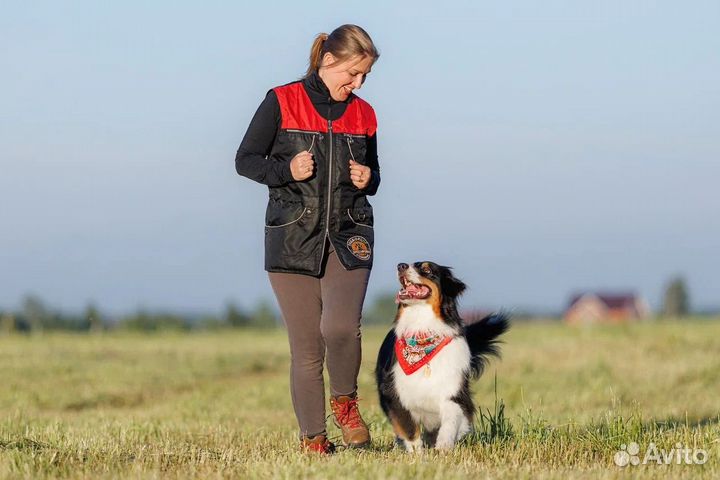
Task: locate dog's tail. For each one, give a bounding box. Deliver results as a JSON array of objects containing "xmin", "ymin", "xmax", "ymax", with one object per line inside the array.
[{"xmin": 463, "ymin": 311, "xmax": 510, "ymax": 379}]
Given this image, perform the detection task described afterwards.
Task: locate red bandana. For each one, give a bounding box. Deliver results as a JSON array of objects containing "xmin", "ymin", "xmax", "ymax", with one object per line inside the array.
[{"xmin": 395, "ymin": 332, "xmax": 453, "ymax": 375}]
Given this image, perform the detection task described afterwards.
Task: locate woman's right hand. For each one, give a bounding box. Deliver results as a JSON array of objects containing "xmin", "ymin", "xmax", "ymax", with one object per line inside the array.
[{"xmin": 290, "ymin": 151, "xmax": 315, "ymax": 181}]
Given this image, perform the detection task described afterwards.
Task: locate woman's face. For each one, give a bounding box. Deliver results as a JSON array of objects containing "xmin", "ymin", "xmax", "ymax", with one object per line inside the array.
[{"xmin": 318, "ymin": 53, "xmax": 373, "ymax": 102}]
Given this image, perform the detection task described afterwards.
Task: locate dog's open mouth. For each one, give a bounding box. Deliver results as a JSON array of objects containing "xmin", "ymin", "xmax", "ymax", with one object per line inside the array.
[{"xmin": 396, "ymin": 275, "xmax": 431, "ymax": 302}]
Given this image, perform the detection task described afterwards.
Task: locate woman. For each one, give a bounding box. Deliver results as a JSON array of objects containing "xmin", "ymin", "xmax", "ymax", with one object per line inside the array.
[{"xmin": 235, "ymin": 25, "xmax": 381, "ymax": 454}]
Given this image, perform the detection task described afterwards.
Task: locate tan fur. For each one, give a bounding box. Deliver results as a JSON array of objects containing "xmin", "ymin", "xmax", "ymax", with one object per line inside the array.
[
  {"xmin": 389, "ymin": 411, "xmax": 419, "ymax": 441},
  {"xmin": 417, "ymin": 277, "xmax": 443, "ymax": 320}
]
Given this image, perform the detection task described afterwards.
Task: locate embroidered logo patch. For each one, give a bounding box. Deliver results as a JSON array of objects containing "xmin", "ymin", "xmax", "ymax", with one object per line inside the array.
[{"xmin": 346, "ymin": 235, "xmax": 371, "ymax": 261}]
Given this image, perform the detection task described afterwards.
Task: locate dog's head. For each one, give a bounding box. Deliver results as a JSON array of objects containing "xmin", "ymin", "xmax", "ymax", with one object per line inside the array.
[{"xmin": 396, "ymin": 262, "xmax": 466, "ymax": 319}]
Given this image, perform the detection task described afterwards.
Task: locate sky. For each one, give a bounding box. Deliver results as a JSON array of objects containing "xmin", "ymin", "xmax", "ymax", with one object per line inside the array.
[{"xmin": 1, "ymin": 1, "xmax": 719, "ymax": 316}]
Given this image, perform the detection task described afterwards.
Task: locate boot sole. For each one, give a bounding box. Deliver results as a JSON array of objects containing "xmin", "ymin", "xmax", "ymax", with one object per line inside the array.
[{"xmin": 344, "ymin": 440, "xmax": 371, "ymax": 449}]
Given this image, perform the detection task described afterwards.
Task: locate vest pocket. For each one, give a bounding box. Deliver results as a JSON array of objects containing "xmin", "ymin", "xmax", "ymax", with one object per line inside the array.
[
  {"xmin": 344, "ymin": 134, "xmax": 367, "ymax": 164},
  {"xmin": 342, "ymin": 134, "xmax": 368, "ymax": 189},
  {"xmin": 264, "ymin": 199, "xmax": 321, "ymax": 272},
  {"xmin": 346, "ymin": 208, "xmax": 373, "ymax": 229},
  {"xmin": 335, "ymin": 207, "xmax": 374, "ymax": 266},
  {"xmin": 265, "ymin": 201, "xmax": 309, "ymax": 228},
  {"xmin": 286, "ymin": 130, "xmax": 322, "ymax": 154}
]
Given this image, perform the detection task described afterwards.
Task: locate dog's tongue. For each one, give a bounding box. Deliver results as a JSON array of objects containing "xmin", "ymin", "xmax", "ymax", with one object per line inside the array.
[{"xmin": 396, "ymin": 283, "xmax": 430, "ymax": 303}]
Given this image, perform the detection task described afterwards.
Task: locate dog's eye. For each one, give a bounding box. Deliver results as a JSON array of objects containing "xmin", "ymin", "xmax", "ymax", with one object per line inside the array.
[{"xmin": 421, "ymin": 265, "xmax": 432, "ymax": 274}]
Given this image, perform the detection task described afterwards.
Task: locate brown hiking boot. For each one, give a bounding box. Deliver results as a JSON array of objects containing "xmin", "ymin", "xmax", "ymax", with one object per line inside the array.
[
  {"xmin": 300, "ymin": 433, "xmax": 335, "ymax": 455},
  {"xmin": 330, "ymin": 394, "xmax": 370, "ymax": 448}
]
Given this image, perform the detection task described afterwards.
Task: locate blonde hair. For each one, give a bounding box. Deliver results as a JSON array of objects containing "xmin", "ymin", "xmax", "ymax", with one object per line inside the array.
[{"xmin": 305, "ymin": 24, "xmax": 380, "ymax": 77}]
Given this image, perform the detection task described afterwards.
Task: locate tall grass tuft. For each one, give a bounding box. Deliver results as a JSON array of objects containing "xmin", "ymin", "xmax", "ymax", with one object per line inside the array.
[{"xmin": 466, "ymin": 374, "xmax": 514, "ymax": 444}]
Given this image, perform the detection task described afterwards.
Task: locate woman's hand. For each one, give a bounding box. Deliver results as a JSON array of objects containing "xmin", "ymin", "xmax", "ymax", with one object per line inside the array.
[
  {"xmin": 290, "ymin": 151, "xmax": 315, "ymax": 181},
  {"xmin": 349, "ymin": 159, "xmax": 371, "ymax": 189}
]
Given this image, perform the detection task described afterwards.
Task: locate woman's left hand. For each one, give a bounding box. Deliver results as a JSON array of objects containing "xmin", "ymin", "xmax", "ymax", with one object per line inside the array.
[{"xmin": 349, "ymin": 159, "xmax": 372, "ymax": 189}]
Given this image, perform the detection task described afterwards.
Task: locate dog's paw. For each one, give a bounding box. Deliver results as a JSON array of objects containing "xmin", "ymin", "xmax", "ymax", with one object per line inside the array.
[
  {"xmin": 403, "ymin": 438, "xmax": 423, "ymax": 453},
  {"xmin": 434, "ymin": 437, "xmax": 456, "ymax": 450}
]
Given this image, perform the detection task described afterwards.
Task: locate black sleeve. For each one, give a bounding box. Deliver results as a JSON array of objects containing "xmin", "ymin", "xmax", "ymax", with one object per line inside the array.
[
  {"xmin": 363, "ymin": 133, "xmax": 381, "ymax": 196},
  {"xmin": 235, "ymin": 90, "xmax": 293, "ymax": 186}
]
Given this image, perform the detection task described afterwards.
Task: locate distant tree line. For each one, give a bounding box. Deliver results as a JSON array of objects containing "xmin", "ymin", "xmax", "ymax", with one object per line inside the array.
[
  {"xmin": 0, "ymin": 292, "xmax": 405, "ymax": 334},
  {"xmin": 0, "ymin": 294, "xmax": 281, "ymax": 334},
  {"xmin": 0, "ymin": 277, "xmax": 703, "ymax": 334}
]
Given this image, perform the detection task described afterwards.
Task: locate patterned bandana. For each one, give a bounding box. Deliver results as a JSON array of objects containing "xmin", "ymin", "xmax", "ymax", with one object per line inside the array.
[{"xmin": 395, "ymin": 331, "xmax": 453, "ymax": 376}]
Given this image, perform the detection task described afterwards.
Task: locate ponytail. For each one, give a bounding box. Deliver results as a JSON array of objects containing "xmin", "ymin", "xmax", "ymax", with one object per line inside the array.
[{"xmin": 306, "ymin": 33, "xmax": 329, "ymax": 77}]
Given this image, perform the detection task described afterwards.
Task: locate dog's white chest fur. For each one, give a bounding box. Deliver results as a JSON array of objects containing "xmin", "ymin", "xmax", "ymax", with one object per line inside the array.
[{"xmin": 392, "ymin": 304, "xmax": 471, "ymax": 429}]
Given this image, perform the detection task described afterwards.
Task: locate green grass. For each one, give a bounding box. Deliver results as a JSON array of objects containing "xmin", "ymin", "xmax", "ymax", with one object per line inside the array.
[{"xmin": 1, "ymin": 320, "xmax": 719, "ymax": 478}]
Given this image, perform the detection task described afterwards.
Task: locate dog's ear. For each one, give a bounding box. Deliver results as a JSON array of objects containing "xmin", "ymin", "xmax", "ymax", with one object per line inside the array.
[{"xmin": 441, "ymin": 267, "xmax": 466, "ymax": 298}]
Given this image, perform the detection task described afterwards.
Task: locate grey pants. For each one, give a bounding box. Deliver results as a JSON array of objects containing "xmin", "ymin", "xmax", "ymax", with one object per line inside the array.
[{"xmin": 268, "ymin": 240, "xmax": 371, "ymax": 438}]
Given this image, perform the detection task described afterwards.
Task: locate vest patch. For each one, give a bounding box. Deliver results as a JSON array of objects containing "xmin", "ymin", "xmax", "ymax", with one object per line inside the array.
[{"xmin": 346, "ymin": 236, "xmax": 371, "ymax": 261}]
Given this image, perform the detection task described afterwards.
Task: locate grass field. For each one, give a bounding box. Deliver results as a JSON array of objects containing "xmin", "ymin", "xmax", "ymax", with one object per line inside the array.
[{"xmin": 1, "ymin": 319, "xmax": 719, "ymax": 479}]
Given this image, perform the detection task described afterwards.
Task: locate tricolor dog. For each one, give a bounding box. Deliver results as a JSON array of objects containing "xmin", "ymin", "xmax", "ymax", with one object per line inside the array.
[{"xmin": 375, "ymin": 262, "xmax": 509, "ymax": 451}]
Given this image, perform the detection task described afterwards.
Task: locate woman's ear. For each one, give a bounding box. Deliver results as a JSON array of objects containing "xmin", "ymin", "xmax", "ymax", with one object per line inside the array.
[{"xmin": 320, "ymin": 52, "xmax": 337, "ymax": 69}]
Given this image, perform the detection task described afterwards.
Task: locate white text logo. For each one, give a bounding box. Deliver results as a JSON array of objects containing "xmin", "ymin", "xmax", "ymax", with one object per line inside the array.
[{"xmin": 614, "ymin": 442, "xmax": 708, "ymax": 467}]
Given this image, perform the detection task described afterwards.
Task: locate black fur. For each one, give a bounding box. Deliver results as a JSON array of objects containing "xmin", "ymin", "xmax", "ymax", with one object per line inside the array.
[
  {"xmin": 411, "ymin": 262, "xmax": 467, "ymax": 331},
  {"xmin": 464, "ymin": 312, "xmax": 510, "ymax": 379},
  {"xmin": 375, "ymin": 328, "xmax": 398, "ymax": 418}
]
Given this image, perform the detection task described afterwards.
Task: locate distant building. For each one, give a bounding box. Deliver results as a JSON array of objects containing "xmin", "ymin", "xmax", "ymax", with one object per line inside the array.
[
  {"xmin": 460, "ymin": 309, "xmax": 493, "ymax": 325},
  {"xmin": 564, "ymin": 292, "xmax": 650, "ymax": 324}
]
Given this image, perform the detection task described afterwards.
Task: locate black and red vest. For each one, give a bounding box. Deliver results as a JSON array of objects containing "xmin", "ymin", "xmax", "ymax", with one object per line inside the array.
[{"xmin": 264, "ymin": 81, "xmax": 377, "ymax": 275}]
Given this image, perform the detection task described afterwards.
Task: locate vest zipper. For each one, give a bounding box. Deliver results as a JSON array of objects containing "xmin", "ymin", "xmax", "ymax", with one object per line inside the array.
[
  {"xmin": 285, "ymin": 128, "xmax": 322, "ymax": 135},
  {"xmin": 344, "ymin": 133, "xmax": 367, "ymax": 139},
  {"xmin": 319, "ymin": 108, "xmax": 333, "ymax": 275}
]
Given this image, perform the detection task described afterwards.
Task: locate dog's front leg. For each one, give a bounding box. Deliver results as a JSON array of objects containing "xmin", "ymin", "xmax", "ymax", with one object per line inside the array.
[
  {"xmin": 388, "ymin": 406, "xmax": 422, "ymax": 452},
  {"xmin": 434, "ymin": 401, "xmax": 465, "ymax": 450}
]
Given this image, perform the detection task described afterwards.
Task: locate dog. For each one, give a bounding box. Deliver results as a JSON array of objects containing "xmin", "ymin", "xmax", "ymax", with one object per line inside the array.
[{"xmin": 375, "ymin": 261, "xmax": 509, "ymax": 451}]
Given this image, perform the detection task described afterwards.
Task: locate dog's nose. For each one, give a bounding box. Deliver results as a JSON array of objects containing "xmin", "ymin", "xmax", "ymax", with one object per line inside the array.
[{"xmin": 397, "ymin": 263, "xmax": 408, "ymax": 272}]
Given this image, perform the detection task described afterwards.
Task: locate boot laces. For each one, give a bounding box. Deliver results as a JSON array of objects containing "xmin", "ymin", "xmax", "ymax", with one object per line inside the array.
[
  {"xmin": 309, "ymin": 439, "xmax": 334, "ymax": 454},
  {"xmin": 334, "ymin": 397, "xmax": 363, "ymax": 429},
  {"xmin": 302, "ymin": 436, "xmax": 335, "ymax": 454}
]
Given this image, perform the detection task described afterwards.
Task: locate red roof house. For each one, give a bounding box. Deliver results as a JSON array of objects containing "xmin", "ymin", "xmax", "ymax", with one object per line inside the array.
[{"xmin": 564, "ymin": 292, "xmax": 650, "ymax": 324}]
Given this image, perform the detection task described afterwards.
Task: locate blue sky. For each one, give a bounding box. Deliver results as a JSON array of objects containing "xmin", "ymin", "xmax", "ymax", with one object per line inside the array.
[{"xmin": 1, "ymin": 1, "xmax": 718, "ymax": 315}]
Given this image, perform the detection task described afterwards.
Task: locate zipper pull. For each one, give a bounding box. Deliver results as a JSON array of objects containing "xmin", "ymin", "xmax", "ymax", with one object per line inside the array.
[
  {"xmin": 346, "ymin": 137, "xmax": 356, "ymax": 162},
  {"xmin": 307, "ymin": 135, "xmax": 316, "ymax": 153}
]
